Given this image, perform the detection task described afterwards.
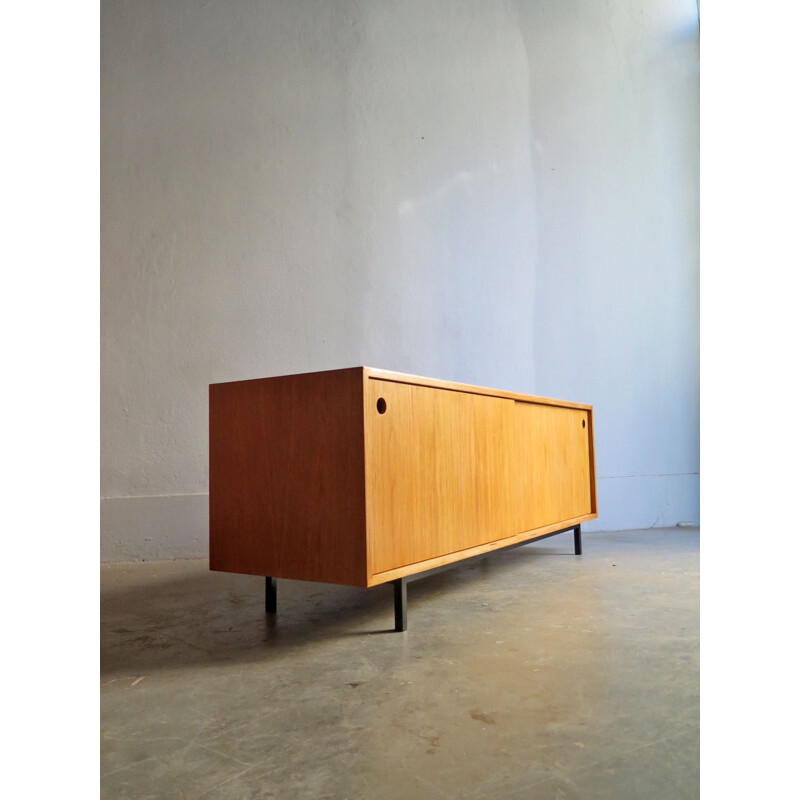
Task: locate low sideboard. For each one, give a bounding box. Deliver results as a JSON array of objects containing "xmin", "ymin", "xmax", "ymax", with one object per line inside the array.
[{"xmin": 209, "ymin": 367, "xmax": 597, "ymax": 630}]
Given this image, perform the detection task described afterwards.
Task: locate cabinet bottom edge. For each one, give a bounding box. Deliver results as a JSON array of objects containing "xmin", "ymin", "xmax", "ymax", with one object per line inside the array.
[{"xmin": 367, "ymin": 513, "xmax": 597, "ymax": 587}]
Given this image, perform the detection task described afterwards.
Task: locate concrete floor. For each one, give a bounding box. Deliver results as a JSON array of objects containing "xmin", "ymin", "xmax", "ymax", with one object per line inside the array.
[{"xmin": 101, "ymin": 527, "xmax": 699, "ymax": 799}]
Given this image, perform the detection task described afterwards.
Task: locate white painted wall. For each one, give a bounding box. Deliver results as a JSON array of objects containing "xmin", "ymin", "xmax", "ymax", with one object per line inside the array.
[
  {"xmin": 101, "ymin": 0, "xmax": 698, "ymax": 561},
  {"xmin": 517, "ymin": 1, "xmax": 700, "ymax": 531}
]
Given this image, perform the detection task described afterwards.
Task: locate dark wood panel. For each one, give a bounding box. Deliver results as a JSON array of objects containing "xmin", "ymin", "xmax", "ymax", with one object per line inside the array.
[{"xmin": 209, "ymin": 367, "xmax": 367, "ymax": 586}]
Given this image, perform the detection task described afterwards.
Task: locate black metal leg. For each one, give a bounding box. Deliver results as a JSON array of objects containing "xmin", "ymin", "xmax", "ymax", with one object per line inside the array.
[
  {"xmin": 574, "ymin": 524, "xmax": 582, "ymax": 556},
  {"xmin": 394, "ymin": 578, "xmax": 407, "ymax": 632},
  {"xmin": 265, "ymin": 577, "xmax": 277, "ymax": 613}
]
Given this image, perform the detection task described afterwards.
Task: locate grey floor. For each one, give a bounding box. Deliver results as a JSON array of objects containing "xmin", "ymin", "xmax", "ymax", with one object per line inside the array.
[{"xmin": 101, "ymin": 527, "xmax": 699, "ymax": 799}]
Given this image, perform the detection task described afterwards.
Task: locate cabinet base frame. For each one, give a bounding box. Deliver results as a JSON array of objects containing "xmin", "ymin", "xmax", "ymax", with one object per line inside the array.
[{"xmin": 264, "ymin": 524, "xmax": 583, "ymax": 632}]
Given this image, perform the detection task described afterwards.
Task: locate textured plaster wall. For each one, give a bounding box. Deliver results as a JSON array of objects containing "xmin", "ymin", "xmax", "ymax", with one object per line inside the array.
[
  {"xmin": 101, "ymin": 0, "xmax": 699, "ymax": 561},
  {"xmin": 516, "ymin": 0, "xmax": 700, "ymax": 531},
  {"xmin": 101, "ymin": 0, "xmax": 538, "ymax": 559}
]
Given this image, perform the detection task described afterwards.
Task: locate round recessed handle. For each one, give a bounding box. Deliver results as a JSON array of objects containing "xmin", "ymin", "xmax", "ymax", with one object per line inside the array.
[
  {"xmin": 582, "ymin": 419, "xmax": 586, "ymax": 428},
  {"xmin": 377, "ymin": 397, "xmax": 387, "ymax": 414}
]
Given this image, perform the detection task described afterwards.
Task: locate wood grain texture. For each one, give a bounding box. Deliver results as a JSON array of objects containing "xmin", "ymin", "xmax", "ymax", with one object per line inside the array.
[
  {"xmin": 368, "ymin": 513, "xmax": 596, "ymax": 586},
  {"xmin": 209, "ymin": 366, "xmax": 597, "ymax": 590},
  {"xmin": 364, "ymin": 367, "xmax": 592, "ymax": 410},
  {"xmin": 513, "ymin": 401, "xmax": 593, "ymax": 532},
  {"xmin": 364, "ymin": 378, "xmax": 517, "ymax": 576},
  {"xmin": 209, "ymin": 368, "xmax": 367, "ymax": 586}
]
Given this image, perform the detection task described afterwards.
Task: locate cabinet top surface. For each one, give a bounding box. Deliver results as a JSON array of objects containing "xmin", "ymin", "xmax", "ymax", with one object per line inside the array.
[
  {"xmin": 211, "ymin": 367, "xmax": 593, "ymax": 411},
  {"xmin": 363, "ymin": 367, "xmax": 591, "ymax": 410}
]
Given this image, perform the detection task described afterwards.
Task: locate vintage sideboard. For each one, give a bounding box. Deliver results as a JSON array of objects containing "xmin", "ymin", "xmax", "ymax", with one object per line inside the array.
[{"xmin": 209, "ymin": 367, "xmax": 597, "ymax": 630}]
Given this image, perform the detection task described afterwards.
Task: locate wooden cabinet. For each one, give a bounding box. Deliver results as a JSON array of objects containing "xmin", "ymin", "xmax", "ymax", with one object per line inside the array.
[{"xmin": 210, "ymin": 367, "xmax": 597, "ymax": 594}]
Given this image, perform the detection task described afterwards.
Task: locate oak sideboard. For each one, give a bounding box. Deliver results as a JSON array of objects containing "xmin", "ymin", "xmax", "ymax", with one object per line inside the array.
[{"xmin": 209, "ymin": 367, "xmax": 597, "ymax": 631}]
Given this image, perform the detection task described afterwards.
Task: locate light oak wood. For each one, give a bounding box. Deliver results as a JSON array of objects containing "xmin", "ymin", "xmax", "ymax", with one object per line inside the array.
[
  {"xmin": 369, "ymin": 513, "xmax": 596, "ymax": 585},
  {"xmin": 513, "ymin": 401, "xmax": 593, "ymax": 533},
  {"xmin": 209, "ymin": 367, "xmax": 598, "ymax": 588},
  {"xmin": 364, "ymin": 367, "xmax": 592, "ymax": 410},
  {"xmin": 364, "ymin": 377, "xmax": 517, "ymax": 576}
]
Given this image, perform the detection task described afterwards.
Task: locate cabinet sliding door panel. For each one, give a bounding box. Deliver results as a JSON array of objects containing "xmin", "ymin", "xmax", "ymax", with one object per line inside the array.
[
  {"xmin": 514, "ymin": 401, "xmax": 592, "ymax": 533},
  {"xmin": 365, "ymin": 378, "xmax": 516, "ymax": 575}
]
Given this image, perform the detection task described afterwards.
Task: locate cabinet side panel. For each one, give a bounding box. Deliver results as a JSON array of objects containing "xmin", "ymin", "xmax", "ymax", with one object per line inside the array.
[
  {"xmin": 514, "ymin": 402, "xmax": 593, "ymax": 531},
  {"xmin": 588, "ymin": 408, "xmax": 598, "ymax": 515},
  {"xmin": 364, "ymin": 379, "xmax": 516, "ymax": 575},
  {"xmin": 209, "ymin": 369, "xmax": 366, "ymax": 586}
]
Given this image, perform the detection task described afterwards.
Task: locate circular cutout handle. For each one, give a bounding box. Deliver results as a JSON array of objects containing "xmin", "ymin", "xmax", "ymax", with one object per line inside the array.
[
  {"xmin": 377, "ymin": 397, "xmax": 387, "ymax": 414},
  {"xmin": 582, "ymin": 419, "xmax": 586, "ymax": 428}
]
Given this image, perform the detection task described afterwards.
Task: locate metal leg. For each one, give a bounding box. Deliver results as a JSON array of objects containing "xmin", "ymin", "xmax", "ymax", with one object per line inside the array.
[
  {"xmin": 574, "ymin": 524, "xmax": 582, "ymax": 556},
  {"xmin": 393, "ymin": 578, "xmax": 407, "ymax": 632},
  {"xmin": 265, "ymin": 577, "xmax": 277, "ymax": 613}
]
